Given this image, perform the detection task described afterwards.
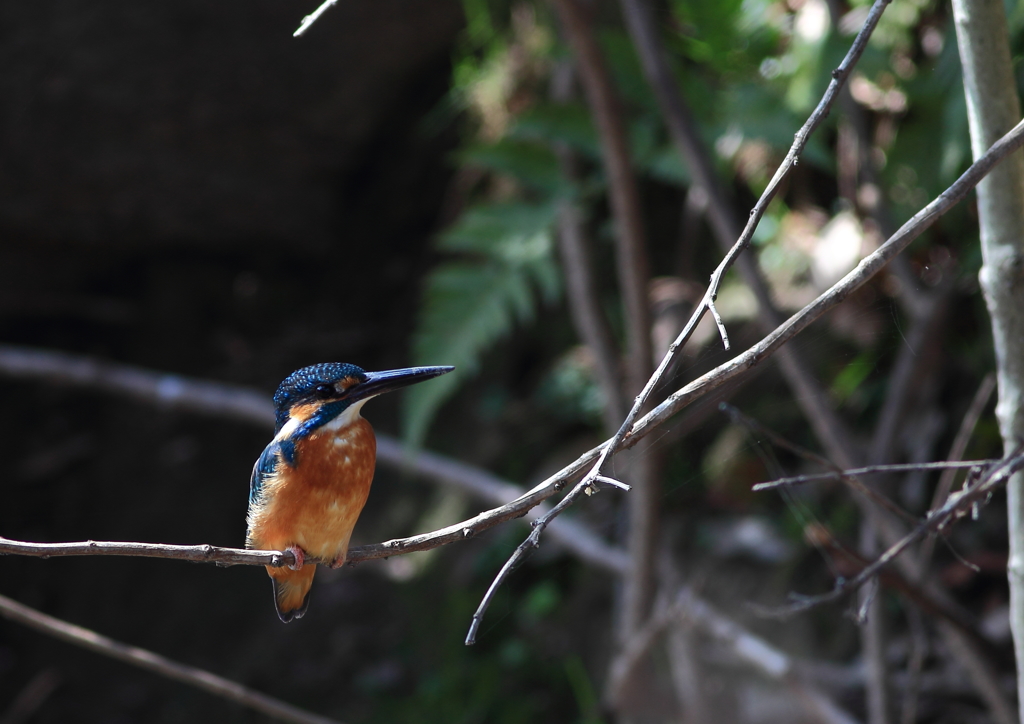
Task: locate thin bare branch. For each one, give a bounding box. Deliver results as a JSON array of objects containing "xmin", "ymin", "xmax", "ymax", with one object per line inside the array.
[
  {"xmin": 0, "ymin": 344, "xmax": 628, "ymax": 575},
  {"xmin": 0, "ymin": 593, "xmax": 341, "ymax": 724},
  {"xmin": 756, "ymin": 446, "xmax": 1024, "ymax": 618},
  {"xmin": 752, "ymin": 461, "xmax": 997, "ymax": 491},
  {"xmin": 919, "ymin": 373, "xmax": 998, "ymax": 570},
  {"xmin": 723, "ymin": 403, "xmax": 918, "ymax": 525},
  {"xmin": 292, "ymin": 0, "xmax": 336, "ymax": 37}
]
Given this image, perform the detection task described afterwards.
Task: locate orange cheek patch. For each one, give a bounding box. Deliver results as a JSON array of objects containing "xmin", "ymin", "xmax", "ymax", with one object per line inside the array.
[{"xmin": 288, "ymin": 402, "xmax": 320, "ymax": 424}]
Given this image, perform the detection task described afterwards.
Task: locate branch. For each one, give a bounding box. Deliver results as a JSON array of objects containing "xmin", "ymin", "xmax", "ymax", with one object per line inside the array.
[
  {"xmin": 464, "ymin": 110, "xmax": 1024, "ymax": 640},
  {"xmin": 0, "ymin": 344, "xmax": 628, "ymax": 575},
  {"xmin": 0, "ymin": 593, "xmax": 341, "ymax": 724},
  {"xmin": 751, "ymin": 461, "xmax": 997, "ymax": 492},
  {"xmin": 756, "ymin": 446, "xmax": 1024, "ymax": 618},
  {"xmin": 292, "ymin": 0, "xmax": 337, "ymax": 37}
]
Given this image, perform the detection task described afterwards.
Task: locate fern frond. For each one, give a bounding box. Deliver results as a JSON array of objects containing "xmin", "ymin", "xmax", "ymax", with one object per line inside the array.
[{"xmin": 403, "ymin": 202, "xmax": 560, "ymax": 445}]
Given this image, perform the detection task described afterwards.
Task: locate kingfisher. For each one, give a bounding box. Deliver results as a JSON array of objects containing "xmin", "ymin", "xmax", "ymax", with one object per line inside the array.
[{"xmin": 246, "ymin": 362, "xmax": 453, "ymax": 622}]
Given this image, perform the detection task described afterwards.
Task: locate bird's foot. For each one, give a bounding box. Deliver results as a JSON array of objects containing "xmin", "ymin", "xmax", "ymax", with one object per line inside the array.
[
  {"xmin": 329, "ymin": 553, "xmax": 346, "ymax": 570},
  {"xmin": 286, "ymin": 545, "xmax": 306, "ymax": 571}
]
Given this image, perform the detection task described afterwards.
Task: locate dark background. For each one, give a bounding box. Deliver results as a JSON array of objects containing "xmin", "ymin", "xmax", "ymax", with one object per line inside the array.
[{"xmin": 0, "ymin": 2, "xmax": 568, "ymax": 721}]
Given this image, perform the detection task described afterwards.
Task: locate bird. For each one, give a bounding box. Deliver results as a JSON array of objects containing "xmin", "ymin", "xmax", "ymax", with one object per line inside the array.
[{"xmin": 246, "ymin": 362, "xmax": 453, "ymax": 622}]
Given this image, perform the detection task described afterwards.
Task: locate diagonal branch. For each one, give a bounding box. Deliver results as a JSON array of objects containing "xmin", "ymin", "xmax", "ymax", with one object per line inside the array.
[{"xmin": 0, "ymin": 593, "xmax": 341, "ymax": 724}]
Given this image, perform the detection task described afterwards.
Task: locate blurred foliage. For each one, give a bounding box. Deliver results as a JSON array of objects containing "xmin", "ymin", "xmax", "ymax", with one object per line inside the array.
[{"xmin": 396, "ymin": 0, "xmax": 1024, "ymax": 715}]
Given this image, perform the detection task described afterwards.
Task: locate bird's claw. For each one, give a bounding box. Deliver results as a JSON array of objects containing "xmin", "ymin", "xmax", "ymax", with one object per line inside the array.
[
  {"xmin": 329, "ymin": 554, "xmax": 346, "ymax": 570},
  {"xmin": 286, "ymin": 545, "xmax": 306, "ymax": 571}
]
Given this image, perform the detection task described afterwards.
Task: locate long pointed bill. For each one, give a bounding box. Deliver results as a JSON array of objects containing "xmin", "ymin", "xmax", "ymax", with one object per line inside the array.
[{"xmin": 348, "ymin": 366, "xmax": 453, "ymax": 402}]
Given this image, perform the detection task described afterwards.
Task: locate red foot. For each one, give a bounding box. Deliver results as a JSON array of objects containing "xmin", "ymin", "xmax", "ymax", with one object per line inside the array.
[
  {"xmin": 286, "ymin": 546, "xmax": 306, "ymax": 571},
  {"xmin": 329, "ymin": 553, "xmax": 346, "ymax": 570}
]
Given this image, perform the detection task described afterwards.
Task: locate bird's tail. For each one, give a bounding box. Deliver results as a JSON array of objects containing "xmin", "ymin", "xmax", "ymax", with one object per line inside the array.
[{"xmin": 267, "ymin": 564, "xmax": 315, "ymax": 622}]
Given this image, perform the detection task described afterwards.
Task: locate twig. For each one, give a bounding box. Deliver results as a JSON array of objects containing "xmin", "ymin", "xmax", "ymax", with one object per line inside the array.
[
  {"xmin": 918, "ymin": 374, "xmax": 997, "ymax": 571},
  {"xmin": 752, "ymin": 461, "xmax": 997, "ymax": 491},
  {"xmin": 0, "ymin": 473, "xmax": 585, "ymax": 569},
  {"xmin": 0, "ymin": 593, "xmax": 341, "ymax": 724},
  {"xmin": 755, "ymin": 446, "xmax": 1024, "ymax": 617},
  {"xmin": 723, "ymin": 403, "xmax": 918, "ymax": 526},
  {"xmin": 292, "ymin": 0, "xmax": 337, "ymax": 37}
]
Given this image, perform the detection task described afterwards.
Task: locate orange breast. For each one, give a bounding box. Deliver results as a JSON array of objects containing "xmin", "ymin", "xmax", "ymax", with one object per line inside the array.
[{"xmin": 248, "ymin": 418, "xmax": 376, "ymax": 562}]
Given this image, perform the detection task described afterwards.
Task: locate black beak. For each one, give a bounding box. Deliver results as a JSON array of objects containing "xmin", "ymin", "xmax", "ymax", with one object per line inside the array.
[{"xmin": 348, "ymin": 366, "xmax": 453, "ymax": 402}]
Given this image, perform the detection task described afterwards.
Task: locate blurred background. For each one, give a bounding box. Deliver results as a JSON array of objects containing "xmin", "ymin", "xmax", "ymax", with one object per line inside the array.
[{"xmin": 1, "ymin": 0, "xmax": 1021, "ymax": 722}]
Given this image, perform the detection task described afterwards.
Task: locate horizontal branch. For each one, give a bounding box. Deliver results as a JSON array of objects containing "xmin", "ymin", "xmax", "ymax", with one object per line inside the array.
[
  {"xmin": 0, "ymin": 344, "xmax": 628, "ymax": 574},
  {"xmin": 0, "ymin": 593, "xmax": 340, "ymax": 724},
  {"xmin": 753, "ymin": 460, "xmax": 996, "ymax": 491},
  {"xmin": 0, "ymin": 472, "xmax": 569, "ymax": 569}
]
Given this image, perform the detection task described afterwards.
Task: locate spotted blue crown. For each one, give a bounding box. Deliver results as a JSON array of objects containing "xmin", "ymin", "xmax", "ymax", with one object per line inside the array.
[{"xmin": 272, "ymin": 363, "xmax": 367, "ymax": 431}]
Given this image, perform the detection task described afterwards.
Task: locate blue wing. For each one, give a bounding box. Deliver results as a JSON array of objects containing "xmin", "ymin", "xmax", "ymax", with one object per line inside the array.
[{"xmin": 249, "ymin": 440, "xmax": 282, "ymax": 507}]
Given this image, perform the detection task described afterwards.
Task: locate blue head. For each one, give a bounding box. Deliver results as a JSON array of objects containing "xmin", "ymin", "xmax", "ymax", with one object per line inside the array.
[{"xmin": 272, "ymin": 362, "xmax": 454, "ymax": 436}]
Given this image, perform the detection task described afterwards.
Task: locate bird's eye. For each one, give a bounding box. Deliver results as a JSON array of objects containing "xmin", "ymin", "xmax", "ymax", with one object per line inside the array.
[{"xmin": 314, "ymin": 384, "xmax": 335, "ymax": 399}]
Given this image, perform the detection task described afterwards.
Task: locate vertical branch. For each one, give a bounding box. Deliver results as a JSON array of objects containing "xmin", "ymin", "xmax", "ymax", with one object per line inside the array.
[
  {"xmin": 951, "ymin": 1, "xmax": 1024, "ymax": 716},
  {"xmin": 550, "ymin": 62, "xmax": 629, "ymax": 430},
  {"xmin": 550, "ymin": 0, "xmax": 659, "ymax": 639},
  {"xmin": 550, "ymin": 0, "xmax": 653, "ymax": 396}
]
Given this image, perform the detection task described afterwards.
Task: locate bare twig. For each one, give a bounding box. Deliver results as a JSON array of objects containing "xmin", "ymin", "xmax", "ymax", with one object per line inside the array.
[
  {"xmin": 723, "ymin": 403, "xmax": 918, "ymax": 526},
  {"xmin": 467, "ymin": 113, "xmax": 1024, "ymax": 640},
  {"xmin": 0, "ymin": 594, "xmax": 341, "ymax": 724},
  {"xmin": 292, "ymin": 0, "xmax": 337, "ymax": 37},
  {"xmin": 756, "ymin": 446, "xmax": 1024, "ymax": 617},
  {"xmin": 0, "ymin": 472, "xmax": 610, "ymax": 570},
  {"xmin": 752, "ymin": 461, "xmax": 997, "ymax": 491},
  {"xmin": 0, "ymin": 344, "xmax": 628, "ymax": 575},
  {"xmin": 919, "ymin": 374, "xmax": 997, "ymax": 570}
]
